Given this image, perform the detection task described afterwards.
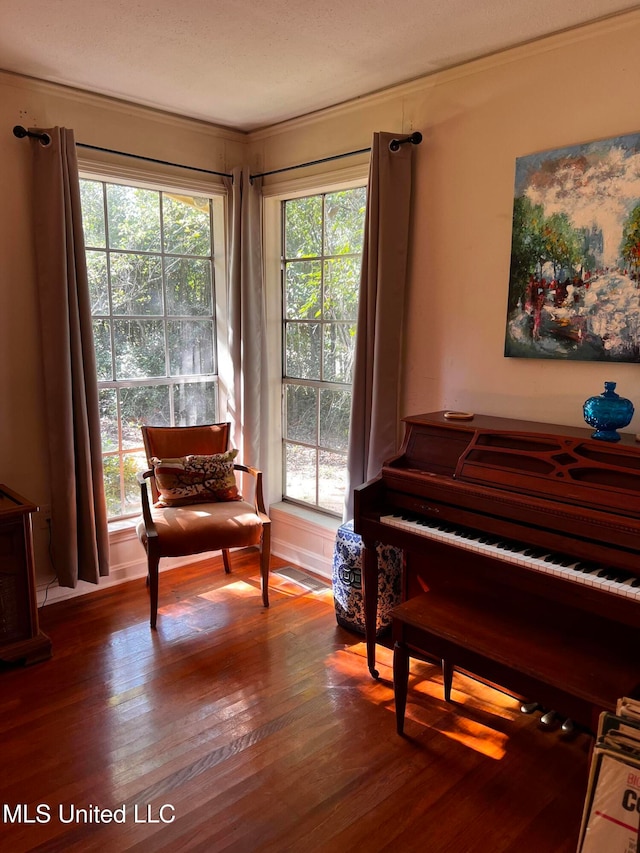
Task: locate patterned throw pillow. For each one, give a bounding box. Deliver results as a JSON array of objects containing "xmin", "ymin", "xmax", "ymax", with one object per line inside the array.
[{"xmin": 151, "ymin": 449, "xmax": 241, "ymax": 507}]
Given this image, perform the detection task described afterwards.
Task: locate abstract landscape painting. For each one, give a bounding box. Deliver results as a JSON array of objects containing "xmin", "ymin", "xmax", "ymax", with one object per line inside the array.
[{"xmin": 505, "ymin": 132, "xmax": 640, "ymax": 362}]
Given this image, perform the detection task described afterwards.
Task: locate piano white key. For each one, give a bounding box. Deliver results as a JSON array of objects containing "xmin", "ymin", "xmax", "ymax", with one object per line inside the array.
[{"xmin": 380, "ymin": 513, "xmax": 640, "ymax": 602}]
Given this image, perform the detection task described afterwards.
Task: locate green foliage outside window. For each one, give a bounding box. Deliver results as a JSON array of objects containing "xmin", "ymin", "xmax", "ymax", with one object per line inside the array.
[
  {"xmin": 282, "ymin": 186, "xmax": 366, "ymax": 514},
  {"xmin": 80, "ymin": 179, "xmax": 218, "ymax": 520}
]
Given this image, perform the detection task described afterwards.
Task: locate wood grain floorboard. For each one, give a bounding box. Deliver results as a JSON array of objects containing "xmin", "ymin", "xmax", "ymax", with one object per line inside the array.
[{"xmin": 1, "ymin": 549, "xmax": 592, "ymax": 852}]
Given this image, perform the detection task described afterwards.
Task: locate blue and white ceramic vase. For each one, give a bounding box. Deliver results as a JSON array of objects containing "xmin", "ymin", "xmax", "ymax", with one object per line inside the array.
[{"xmin": 583, "ymin": 381, "xmax": 634, "ymax": 442}]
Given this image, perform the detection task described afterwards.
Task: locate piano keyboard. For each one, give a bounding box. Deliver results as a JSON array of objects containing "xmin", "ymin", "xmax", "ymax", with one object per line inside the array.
[{"xmin": 380, "ymin": 513, "xmax": 640, "ymax": 601}]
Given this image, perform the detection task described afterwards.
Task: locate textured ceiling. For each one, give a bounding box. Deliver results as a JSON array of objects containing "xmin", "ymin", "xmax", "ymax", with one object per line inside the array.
[{"xmin": 2, "ymin": 0, "xmax": 639, "ymax": 131}]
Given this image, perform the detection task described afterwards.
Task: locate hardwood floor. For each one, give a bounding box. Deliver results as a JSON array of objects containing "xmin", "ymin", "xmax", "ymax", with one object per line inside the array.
[{"xmin": 1, "ymin": 550, "xmax": 592, "ymax": 852}]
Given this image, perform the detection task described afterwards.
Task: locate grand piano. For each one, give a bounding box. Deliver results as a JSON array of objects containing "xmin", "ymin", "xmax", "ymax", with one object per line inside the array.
[{"xmin": 354, "ymin": 411, "xmax": 640, "ymax": 732}]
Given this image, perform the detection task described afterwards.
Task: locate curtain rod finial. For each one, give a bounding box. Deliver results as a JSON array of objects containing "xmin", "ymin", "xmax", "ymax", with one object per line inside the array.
[
  {"xmin": 12, "ymin": 125, "xmax": 51, "ymax": 145},
  {"xmin": 389, "ymin": 131, "xmax": 423, "ymax": 152}
]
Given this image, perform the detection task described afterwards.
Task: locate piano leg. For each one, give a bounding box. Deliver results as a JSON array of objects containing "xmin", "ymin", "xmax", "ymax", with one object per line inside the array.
[
  {"xmin": 442, "ymin": 659, "xmax": 454, "ymax": 703},
  {"xmin": 393, "ymin": 640, "xmax": 409, "ymax": 735},
  {"xmin": 362, "ymin": 538, "xmax": 379, "ymax": 679}
]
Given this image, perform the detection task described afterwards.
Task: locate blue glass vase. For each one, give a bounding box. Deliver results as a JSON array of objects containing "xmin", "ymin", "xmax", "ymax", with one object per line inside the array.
[{"xmin": 583, "ymin": 381, "xmax": 634, "ymax": 442}]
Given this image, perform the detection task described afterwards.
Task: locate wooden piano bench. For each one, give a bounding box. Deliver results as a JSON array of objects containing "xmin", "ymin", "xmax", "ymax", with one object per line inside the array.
[{"xmin": 391, "ymin": 589, "xmax": 640, "ymax": 737}]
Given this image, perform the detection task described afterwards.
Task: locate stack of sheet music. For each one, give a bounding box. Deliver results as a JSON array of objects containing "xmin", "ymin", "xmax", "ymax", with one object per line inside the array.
[{"xmin": 577, "ymin": 698, "xmax": 640, "ymax": 852}]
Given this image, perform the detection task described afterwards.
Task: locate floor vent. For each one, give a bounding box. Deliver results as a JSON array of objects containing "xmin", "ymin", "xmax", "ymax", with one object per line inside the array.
[{"xmin": 272, "ymin": 566, "xmax": 328, "ymax": 592}]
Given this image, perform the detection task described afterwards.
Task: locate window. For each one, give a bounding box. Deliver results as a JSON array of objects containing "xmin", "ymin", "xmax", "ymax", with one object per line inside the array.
[
  {"xmin": 282, "ymin": 187, "xmax": 366, "ymax": 514},
  {"xmin": 80, "ymin": 179, "xmax": 221, "ymax": 520}
]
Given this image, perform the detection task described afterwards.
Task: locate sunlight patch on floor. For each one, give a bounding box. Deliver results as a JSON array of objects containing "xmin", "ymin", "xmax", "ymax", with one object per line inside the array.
[
  {"xmin": 199, "ymin": 580, "xmax": 264, "ymax": 601},
  {"xmin": 406, "ymin": 669, "xmax": 515, "ymax": 758},
  {"xmin": 224, "ymin": 571, "xmax": 335, "ymax": 603},
  {"xmin": 424, "ymin": 711, "xmax": 508, "ymax": 759},
  {"xmin": 326, "ymin": 642, "xmax": 511, "ymax": 759}
]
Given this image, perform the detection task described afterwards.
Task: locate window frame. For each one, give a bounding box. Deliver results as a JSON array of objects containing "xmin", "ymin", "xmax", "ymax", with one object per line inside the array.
[
  {"xmin": 78, "ymin": 160, "xmax": 229, "ymax": 522},
  {"xmin": 262, "ymin": 166, "xmax": 368, "ymax": 517}
]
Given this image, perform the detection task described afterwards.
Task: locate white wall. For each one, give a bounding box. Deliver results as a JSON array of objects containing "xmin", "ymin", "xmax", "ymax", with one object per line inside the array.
[{"xmin": 258, "ymin": 11, "xmax": 640, "ymax": 434}]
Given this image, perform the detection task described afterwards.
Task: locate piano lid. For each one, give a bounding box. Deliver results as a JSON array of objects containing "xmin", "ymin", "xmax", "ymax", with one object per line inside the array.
[
  {"xmin": 391, "ymin": 412, "xmax": 640, "ymax": 520},
  {"xmin": 455, "ymin": 429, "xmax": 640, "ymax": 517}
]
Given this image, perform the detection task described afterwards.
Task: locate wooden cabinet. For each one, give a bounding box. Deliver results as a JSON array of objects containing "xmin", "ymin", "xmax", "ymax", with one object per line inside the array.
[{"xmin": 0, "ymin": 485, "xmax": 51, "ymax": 664}]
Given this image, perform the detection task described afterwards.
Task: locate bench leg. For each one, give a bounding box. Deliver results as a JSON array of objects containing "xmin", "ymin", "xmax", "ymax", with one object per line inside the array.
[
  {"xmin": 442, "ymin": 659, "xmax": 454, "ymax": 703},
  {"xmin": 393, "ymin": 640, "xmax": 410, "ymax": 735}
]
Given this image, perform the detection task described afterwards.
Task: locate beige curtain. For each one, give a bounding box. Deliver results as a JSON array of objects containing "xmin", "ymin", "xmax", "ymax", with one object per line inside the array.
[
  {"xmin": 30, "ymin": 127, "xmax": 109, "ymax": 586},
  {"xmin": 344, "ymin": 131, "xmax": 415, "ymax": 519},
  {"xmin": 225, "ymin": 167, "xmax": 268, "ymax": 471}
]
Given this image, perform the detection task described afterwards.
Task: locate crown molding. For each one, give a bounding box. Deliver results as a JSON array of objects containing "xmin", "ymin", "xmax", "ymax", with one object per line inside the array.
[
  {"xmin": 251, "ymin": 7, "xmax": 640, "ymax": 142},
  {"xmin": 4, "ymin": 6, "xmax": 640, "ymax": 150},
  {"xmin": 1, "ymin": 69, "xmax": 248, "ymax": 144}
]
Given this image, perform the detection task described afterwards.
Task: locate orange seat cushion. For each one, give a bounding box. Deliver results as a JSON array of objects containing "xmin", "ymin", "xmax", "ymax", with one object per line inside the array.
[{"xmin": 136, "ymin": 500, "xmax": 263, "ymax": 558}]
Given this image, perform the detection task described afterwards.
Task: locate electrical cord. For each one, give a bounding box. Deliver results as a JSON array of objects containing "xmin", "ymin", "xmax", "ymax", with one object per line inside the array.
[{"xmin": 39, "ymin": 517, "xmax": 58, "ymax": 609}]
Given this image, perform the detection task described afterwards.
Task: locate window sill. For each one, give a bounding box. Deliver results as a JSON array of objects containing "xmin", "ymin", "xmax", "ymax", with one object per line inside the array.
[
  {"xmin": 108, "ymin": 517, "xmax": 139, "ymax": 543},
  {"xmin": 269, "ymin": 501, "xmax": 341, "ymax": 530}
]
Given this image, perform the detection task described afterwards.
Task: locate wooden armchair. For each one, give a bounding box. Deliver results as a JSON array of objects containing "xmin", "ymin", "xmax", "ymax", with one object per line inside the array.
[{"xmin": 136, "ymin": 423, "xmax": 270, "ymax": 628}]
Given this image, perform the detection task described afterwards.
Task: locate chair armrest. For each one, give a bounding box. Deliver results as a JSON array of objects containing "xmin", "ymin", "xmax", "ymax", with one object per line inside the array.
[
  {"xmin": 234, "ymin": 464, "xmax": 268, "ymax": 517},
  {"xmin": 137, "ymin": 469, "xmax": 159, "ymax": 542}
]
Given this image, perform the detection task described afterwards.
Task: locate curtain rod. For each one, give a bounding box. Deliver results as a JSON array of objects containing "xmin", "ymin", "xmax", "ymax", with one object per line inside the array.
[
  {"xmin": 250, "ymin": 131, "xmax": 422, "ymax": 181},
  {"xmin": 12, "ymin": 126, "xmax": 233, "ymax": 179},
  {"xmin": 13, "ymin": 125, "xmax": 422, "ymax": 182}
]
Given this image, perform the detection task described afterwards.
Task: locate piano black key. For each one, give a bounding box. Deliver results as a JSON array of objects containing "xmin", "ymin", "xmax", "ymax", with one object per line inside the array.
[{"xmin": 523, "ymin": 548, "xmax": 545, "ymax": 557}]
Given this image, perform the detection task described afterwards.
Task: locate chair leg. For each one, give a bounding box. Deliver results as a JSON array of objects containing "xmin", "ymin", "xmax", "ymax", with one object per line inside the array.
[
  {"xmin": 222, "ymin": 549, "xmax": 232, "ymax": 574},
  {"xmin": 260, "ymin": 523, "xmax": 271, "ymax": 608},
  {"xmin": 148, "ymin": 554, "xmax": 160, "ymax": 629}
]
